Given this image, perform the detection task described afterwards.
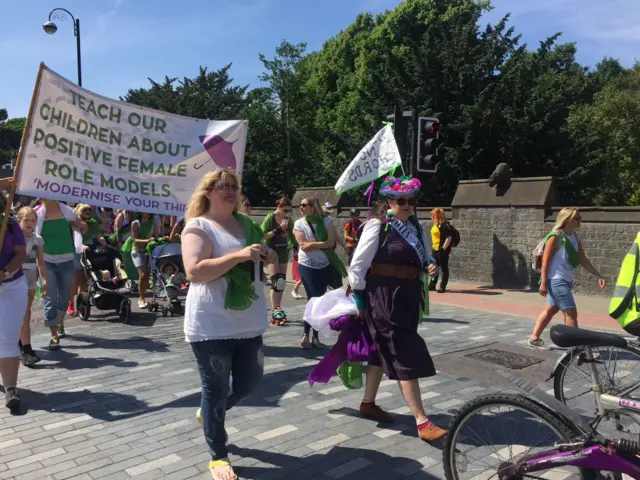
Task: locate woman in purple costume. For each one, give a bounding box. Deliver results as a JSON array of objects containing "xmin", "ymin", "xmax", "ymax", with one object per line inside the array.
[{"xmin": 349, "ymin": 175, "xmax": 446, "ymax": 442}]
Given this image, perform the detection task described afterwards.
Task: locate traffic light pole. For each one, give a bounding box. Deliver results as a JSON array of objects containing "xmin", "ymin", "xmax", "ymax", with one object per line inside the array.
[
  {"xmin": 410, "ymin": 110, "xmax": 418, "ymax": 178},
  {"xmin": 387, "ymin": 106, "xmax": 413, "ymax": 174}
]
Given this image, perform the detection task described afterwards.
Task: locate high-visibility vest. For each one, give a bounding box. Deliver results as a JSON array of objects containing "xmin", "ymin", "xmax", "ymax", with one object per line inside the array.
[{"xmin": 610, "ymin": 232, "xmax": 640, "ymax": 335}]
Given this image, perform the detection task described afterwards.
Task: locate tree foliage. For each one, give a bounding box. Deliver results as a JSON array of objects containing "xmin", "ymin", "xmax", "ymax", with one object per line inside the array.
[
  {"xmin": 0, "ymin": 110, "xmax": 25, "ymax": 170},
  {"xmin": 6, "ymin": 0, "xmax": 640, "ymax": 205}
]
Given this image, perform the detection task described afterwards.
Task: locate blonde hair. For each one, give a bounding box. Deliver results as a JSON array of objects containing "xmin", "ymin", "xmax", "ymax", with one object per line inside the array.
[
  {"xmin": 74, "ymin": 203, "xmax": 91, "ymax": 215},
  {"xmin": 301, "ymin": 196, "xmax": 323, "ymax": 217},
  {"xmin": 431, "ymin": 208, "xmax": 446, "ymax": 224},
  {"xmin": 185, "ymin": 168, "xmax": 241, "ymax": 222},
  {"xmin": 17, "ymin": 206, "xmax": 37, "ymax": 222},
  {"xmin": 553, "ymin": 207, "xmax": 579, "ymax": 232}
]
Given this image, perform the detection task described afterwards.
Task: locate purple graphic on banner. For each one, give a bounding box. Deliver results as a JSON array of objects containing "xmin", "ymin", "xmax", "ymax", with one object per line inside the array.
[{"xmin": 196, "ymin": 134, "xmax": 237, "ymax": 170}]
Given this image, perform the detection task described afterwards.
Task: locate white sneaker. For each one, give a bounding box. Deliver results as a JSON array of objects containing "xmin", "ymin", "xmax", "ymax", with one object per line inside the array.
[
  {"xmin": 138, "ymin": 301, "xmax": 148, "ymax": 309},
  {"xmin": 291, "ymin": 290, "xmax": 303, "ymax": 300},
  {"xmin": 195, "ymin": 408, "xmax": 203, "ymax": 425}
]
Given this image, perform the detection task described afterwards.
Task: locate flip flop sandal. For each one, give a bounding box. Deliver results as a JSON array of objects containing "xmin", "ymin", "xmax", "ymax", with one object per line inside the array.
[{"xmin": 209, "ymin": 459, "xmax": 237, "ymax": 480}]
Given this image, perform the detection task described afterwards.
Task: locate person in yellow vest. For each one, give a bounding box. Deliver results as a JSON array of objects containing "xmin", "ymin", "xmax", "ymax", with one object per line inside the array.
[{"xmin": 610, "ymin": 232, "xmax": 640, "ymax": 335}]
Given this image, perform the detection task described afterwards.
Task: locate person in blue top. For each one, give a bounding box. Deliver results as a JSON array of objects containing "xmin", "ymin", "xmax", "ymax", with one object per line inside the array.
[{"xmin": 0, "ymin": 177, "xmax": 28, "ymax": 410}]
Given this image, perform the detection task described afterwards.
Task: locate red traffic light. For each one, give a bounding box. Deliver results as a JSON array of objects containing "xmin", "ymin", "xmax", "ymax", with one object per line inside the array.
[{"xmin": 425, "ymin": 121, "xmax": 440, "ymax": 134}]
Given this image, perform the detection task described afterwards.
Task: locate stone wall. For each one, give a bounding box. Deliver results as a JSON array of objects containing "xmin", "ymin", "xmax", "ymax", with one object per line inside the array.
[
  {"xmin": 253, "ymin": 185, "xmax": 640, "ymax": 297},
  {"xmin": 445, "ymin": 206, "xmax": 639, "ymax": 296}
]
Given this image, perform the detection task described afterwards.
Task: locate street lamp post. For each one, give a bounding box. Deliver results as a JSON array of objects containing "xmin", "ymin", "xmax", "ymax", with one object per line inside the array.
[{"xmin": 43, "ymin": 8, "xmax": 82, "ymax": 87}]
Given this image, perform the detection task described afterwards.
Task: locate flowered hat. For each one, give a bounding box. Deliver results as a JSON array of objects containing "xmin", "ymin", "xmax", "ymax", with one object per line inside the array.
[{"xmin": 379, "ymin": 175, "xmax": 421, "ymax": 197}]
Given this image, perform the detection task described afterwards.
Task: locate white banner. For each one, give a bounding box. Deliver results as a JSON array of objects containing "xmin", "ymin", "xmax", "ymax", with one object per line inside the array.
[
  {"xmin": 16, "ymin": 65, "xmax": 248, "ymax": 215},
  {"xmin": 334, "ymin": 125, "xmax": 402, "ymax": 194}
]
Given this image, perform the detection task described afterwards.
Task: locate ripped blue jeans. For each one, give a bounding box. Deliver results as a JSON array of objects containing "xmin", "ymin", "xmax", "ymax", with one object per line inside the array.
[{"xmin": 191, "ymin": 336, "xmax": 264, "ymax": 460}]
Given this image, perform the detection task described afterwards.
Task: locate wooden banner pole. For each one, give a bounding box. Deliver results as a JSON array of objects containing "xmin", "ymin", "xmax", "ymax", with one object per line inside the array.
[{"xmin": 0, "ymin": 62, "xmax": 45, "ymax": 247}]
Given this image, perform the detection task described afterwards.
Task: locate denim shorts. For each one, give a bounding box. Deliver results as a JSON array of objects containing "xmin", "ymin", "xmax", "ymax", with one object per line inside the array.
[
  {"xmin": 131, "ymin": 250, "xmax": 148, "ymax": 269},
  {"xmin": 546, "ymin": 279, "xmax": 576, "ymax": 311}
]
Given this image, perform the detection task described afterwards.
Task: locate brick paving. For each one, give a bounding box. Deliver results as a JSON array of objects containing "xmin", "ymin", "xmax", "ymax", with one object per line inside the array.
[{"xmin": 1, "ymin": 301, "xmax": 579, "ymax": 480}]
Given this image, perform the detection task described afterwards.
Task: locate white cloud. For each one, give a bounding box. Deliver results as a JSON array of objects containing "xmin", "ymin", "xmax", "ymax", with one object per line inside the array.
[{"xmin": 485, "ymin": 0, "xmax": 640, "ymax": 65}]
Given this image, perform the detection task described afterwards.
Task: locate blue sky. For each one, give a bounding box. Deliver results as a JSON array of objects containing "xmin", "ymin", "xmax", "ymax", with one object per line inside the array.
[{"xmin": 2, "ymin": 0, "xmax": 638, "ymax": 119}]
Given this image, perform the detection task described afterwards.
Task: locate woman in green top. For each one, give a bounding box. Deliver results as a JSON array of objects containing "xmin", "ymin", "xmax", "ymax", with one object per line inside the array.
[
  {"xmin": 261, "ymin": 196, "xmax": 296, "ymax": 326},
  {"xmin": 35, "ymin": 199, "xmax": 85, "ymax": 350},
  {"xmin": 128, "ymin": 212, "xmax": 158, "ymax": 308}
]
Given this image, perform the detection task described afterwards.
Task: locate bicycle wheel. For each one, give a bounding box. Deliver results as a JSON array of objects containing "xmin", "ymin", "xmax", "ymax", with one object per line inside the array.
[
  {"xmin": 553, "ymin": 344, "xmax": 640, "ymax": 437},
  {"xmin": 442, "ymin": 393, "xmax": 597, "ymax": 480}
]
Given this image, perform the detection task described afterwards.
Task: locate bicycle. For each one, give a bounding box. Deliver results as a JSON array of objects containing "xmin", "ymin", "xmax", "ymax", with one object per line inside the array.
[
  {"xmin": 442, "ymin": 326, "xmax": 640, "ymax": 479},
  {"xmin": 550, "ymin": 325, "xmax": 640, "ymax": 437}
]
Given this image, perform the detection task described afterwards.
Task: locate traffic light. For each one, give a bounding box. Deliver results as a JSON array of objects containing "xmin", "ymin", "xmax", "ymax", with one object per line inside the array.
[
  {"xmin": 386, "ymin": 106, "xmax": 411, "ymax": 165},
  {"xmin": 416, "ymin": 117, "xmax": 442, "ymax": 172}
]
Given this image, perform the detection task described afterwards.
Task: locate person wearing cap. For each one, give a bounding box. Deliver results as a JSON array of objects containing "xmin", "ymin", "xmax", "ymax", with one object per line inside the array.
[
  {"xmin": 348, "ymin": 175, "xmax": 446, "ymax": 442},
  {"xmin": 343, "ymin": 208, "xmax": 362, "ymax": 265}
]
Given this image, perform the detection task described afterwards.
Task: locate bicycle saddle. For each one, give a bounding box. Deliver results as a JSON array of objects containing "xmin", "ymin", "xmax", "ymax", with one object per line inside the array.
[{"xmin": 550, "ymin": 324, "xmax": 627, "ymax": 349}]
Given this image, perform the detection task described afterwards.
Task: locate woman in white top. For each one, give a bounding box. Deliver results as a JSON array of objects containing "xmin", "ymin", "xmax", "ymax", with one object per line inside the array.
[
  {"xmin": 181, "ymin": 168, "xmax": 277, "ymax": 480},
  {"xmin": 528, "ymin": 207, "xmax": 606, "ymax": 348},
  {"xmin": 293, "ymin": 196, "xmax": 346, "ymax": 349}
]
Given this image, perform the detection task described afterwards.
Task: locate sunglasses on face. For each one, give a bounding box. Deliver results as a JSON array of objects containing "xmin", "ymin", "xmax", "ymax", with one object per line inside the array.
[
  {"xmin": 213, "ymin": 182, "xmax": 239, "ymax": 192},
  {"xmin": 395, "ymin": 198, "xmax": 417, "ymax": 206},
  {"xmin": 300, "ymin": 203, "xmax": 311, "ymax": 208},
  {"xmin": 82, "ymin": 210, "xmax": 92, "ymax": 215}
]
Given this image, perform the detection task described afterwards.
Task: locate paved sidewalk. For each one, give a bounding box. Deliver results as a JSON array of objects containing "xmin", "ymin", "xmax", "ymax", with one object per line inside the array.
[
  {"xmin": 429, "ymin": 282, "xmax": 617, "ymax": 331},
  {"xmin": 0, "ymin": 300, "xmax": 572, "ymax": 480}
]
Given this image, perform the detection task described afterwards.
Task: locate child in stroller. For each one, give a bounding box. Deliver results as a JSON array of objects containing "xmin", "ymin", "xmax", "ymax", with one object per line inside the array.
[
  {"xmin": 77, "ymin": 246, "xmax": 132, "ymax": 323},
  {"xmin": 160, "ymin": 259, "xmax": 188, "ymax": 289},
  {"xmin": 147, "ymin": 243, "xmax": 188, "ymax": 317}
]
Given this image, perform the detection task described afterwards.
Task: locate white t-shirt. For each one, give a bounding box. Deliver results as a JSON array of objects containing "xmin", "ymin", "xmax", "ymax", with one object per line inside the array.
[
  {"xmin": 293, "ymin": 216, "xmax": 333, "ymax": 269},
  {"xmin": 548, "ymin": 232, "xmax": 580, "ymax": 283},
  {"xmin": 23, "ymin": 234, "xmax": 44, "ymax": 271},
  {"xmin": 183, "ymin": 217, "xmax": 268, "ymax": 342}
]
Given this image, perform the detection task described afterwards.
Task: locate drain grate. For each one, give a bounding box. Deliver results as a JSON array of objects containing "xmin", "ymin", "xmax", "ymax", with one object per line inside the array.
[{"xmin": 464, "ymin": 349, "xmax": 543, "ymax": 370}]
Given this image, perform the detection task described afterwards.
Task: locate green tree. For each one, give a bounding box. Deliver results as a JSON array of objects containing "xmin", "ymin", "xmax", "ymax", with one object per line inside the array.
[
  {"xmin": 0, "ymin": 110, "xmax": 25, "ymax": 170},
  {"xmin": 122, "ymin": 65, "xmax": 248, "ymax": 120},
  {"xmin": 565, "ymin": 65, "xmax": 640, "ymax": 205},
  {"xmin": 258, "ymin": 40, "xmax": 308, "ymax": 196}
]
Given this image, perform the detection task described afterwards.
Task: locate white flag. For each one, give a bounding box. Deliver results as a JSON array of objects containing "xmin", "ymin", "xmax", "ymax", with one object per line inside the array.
[{"xmin": 334, "ymin": 125, "xmax": 402, "ymax": 194}]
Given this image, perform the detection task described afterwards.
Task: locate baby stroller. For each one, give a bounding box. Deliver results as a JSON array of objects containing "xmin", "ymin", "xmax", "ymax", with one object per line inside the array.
[
  {"xmin": 147, "ymin": 242, "xmax": 188, "ymax": 317},
  {"xmin": 77, "ymin": 246, "xmax": 133, "ymax": 323}
]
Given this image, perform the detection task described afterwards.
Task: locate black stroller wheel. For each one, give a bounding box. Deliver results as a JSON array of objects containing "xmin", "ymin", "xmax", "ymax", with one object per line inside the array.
[
  {"xmin": 77, "ymin": 293, "xmax": 91, "ymax": 321},
  {"xmin": 120, "ymin": 299, "xmax": 131, "ymax": 324}
]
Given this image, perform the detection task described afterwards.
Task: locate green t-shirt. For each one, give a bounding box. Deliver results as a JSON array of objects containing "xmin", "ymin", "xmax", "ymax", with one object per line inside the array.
[{"xmin": 42, "ymin": 218, "xmax": 74, "ymax": 255}]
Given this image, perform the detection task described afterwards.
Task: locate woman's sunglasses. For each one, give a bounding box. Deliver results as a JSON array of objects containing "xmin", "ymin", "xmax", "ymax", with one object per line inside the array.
[
  {"xmin": 300, "ymin": 203, "xmax": 311, "ymax": 208},
  {"xmin": 82, "ymin": 209, "xmax": 92, "ymax": 215},
  {"xmin": 213, "ymin": 182, "xmax": 239, "ymax": 192},
  {"xmin": 395, "ymin": 198, "xmax": 417, "ymax": 206}
]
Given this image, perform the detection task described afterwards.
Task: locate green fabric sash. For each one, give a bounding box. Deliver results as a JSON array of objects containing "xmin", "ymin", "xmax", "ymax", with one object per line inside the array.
[
  {"xmin": 544, "ymin": 231, "xmax": 580, "ymax": 268},
  {"xmin": 82, "ymin": 217, "xmax": 102, "ymax": 244},
  {"xmin": 260, "ymin": 211, "xmax": 297, "ymax": 250},
  {"xmin": 108, "ymin": 220, "xmax": 131, "ymax": 244},
  {"xmin": 145, "ymin": 236, "xmax": 180, "ymax": 256},
  {"xmin": 224, "ymin": 212, "xmax": 264, "ymax": 310},
  {"xmin": 121, "ymin": 219, "xmax": 154, "ymax": 253},
  {"xmin": 304, "ymin": 215, "xmax": 347, "ymax": 278},
  {"xmin": 337, "ymin": 361, "xmax": 363, "ymax": 389}
]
